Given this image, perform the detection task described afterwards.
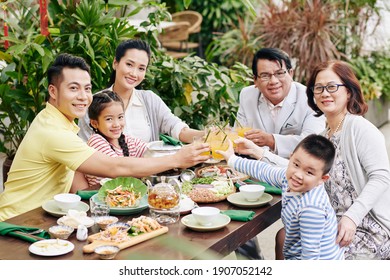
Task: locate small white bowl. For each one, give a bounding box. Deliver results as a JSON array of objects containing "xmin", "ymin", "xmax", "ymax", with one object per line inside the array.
[
  {"xmin": 239, "ymin": 184, "xmax": 265, "ymax": 201},
  {"xmin": 49, "ymin": 225, "xmax": 74, "ymax": 239},
  {"xmin": 54, "ymin": 193, "xmax": 81, "ymax": 211},
  {"xmin": 191, "ymin": 206, "xmax": 220, "ymax": 226},
  {"xmin": 94, "ymin": 245, "xmax": 120, "ymax": 260},
  {"xmin": 95, "ymin": 216, "xmax": 119, "ymax": 230}
]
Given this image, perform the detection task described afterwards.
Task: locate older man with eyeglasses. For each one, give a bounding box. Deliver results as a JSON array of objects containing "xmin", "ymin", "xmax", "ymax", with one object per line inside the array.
[
  {"xmin": 234, "ymin": 48, "xmax": 325, "ymax": 260},
  {"xmin": 235, "ymin": 48, "xmax": 325, "ymax": 159}
]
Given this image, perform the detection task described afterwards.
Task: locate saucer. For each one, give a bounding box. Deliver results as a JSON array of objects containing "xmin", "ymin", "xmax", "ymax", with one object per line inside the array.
[
  {"xmin": 227, "ymin": 192, "xmax": 273, "ymax": 208},
  {"xmin": 57, "ymin": 215, "xmax": 94, "ymax": 229},
  {"xmin": 42, "ymin": 200, "xmax": 89, "ymax": 217},
  {"xmin": 181, "ymin": 213, "xmax": 230, "ymax": 232},
  {"xmin": 204, "ymin": 158, "xmax": 221, "ymax": 164}
]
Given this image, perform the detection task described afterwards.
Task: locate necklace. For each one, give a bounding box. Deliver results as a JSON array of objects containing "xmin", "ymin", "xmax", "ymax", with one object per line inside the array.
[{"xmin": 327, "ymin": 114, "xmax": 346, "ymax": 138}]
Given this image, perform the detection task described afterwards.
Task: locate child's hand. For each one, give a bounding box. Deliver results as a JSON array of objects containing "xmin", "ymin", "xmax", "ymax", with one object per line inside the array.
[
  {"xmin": 216, "ymin": 139, "xmax": 235, "ymax": 161},
  {"xmin": 235, "ymin": 137, "xmax": 265, "ymax": 160}
]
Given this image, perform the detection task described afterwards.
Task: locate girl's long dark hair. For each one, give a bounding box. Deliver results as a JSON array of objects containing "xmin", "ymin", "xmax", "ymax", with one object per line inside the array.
[{"xmin": 88, "ymin": 90, "xmax": 129, "ymax": 156}]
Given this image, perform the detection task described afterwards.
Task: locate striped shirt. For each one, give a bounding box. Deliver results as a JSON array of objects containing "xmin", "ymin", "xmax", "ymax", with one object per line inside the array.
[
  {"xmin": 85, "ymin": 133, "xmax": 147, "ymax": 186},
  {"xmin": 229, "ymin": 155, "xmax": 345, "ymax": 260}
]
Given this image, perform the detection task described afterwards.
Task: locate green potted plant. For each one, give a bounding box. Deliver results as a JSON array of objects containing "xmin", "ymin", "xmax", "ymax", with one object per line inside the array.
[
  {"xmin": 0, "ymin": 40, "xmax": 51, "ymax": 184},
  {"xmin": 0, "ymin": 0, "xmax": 54, "ymax": 184},
  {"xmin": 350, "ymin": 55, "xmax": 389, "ymax": 128}
]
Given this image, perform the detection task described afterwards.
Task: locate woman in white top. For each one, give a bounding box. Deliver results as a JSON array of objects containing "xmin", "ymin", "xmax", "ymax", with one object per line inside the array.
[
  {"xmin": 271, "ymin": 60, "xmax": 390, "ymax": 260},
  {"xmin": 306, "ymin": 60, "xmax": 390, "ymax": 259},
  {"xmin": 78, "ymin": 39, "xmax": 203, "ymax": 143}
]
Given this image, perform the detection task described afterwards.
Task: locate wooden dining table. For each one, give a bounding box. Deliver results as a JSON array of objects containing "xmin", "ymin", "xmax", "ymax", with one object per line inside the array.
[{"xmin": 0, "ymin": 189, "xmax": 281, "ymax": 260}]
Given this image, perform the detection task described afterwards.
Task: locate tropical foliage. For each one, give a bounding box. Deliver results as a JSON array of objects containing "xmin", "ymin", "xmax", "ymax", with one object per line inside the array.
[
  {"xmin": 0, "ymin": 0, "xmax": 251, "ymax": 157},
  {"xmin": 204, "ymin": 0, "xmax": 387, "ymax": 89}
]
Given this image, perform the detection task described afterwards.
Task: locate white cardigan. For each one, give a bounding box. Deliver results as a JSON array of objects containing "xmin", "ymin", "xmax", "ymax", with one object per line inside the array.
[{"xmin": 340, "ymin": 114, "xmax": 390, "ymax": 234}]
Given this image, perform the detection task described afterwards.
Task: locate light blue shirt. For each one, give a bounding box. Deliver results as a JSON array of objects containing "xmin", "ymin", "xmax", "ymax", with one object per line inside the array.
[{"xmin": 229, "ymin": 155, "xmax": 345, "ymax": 260}]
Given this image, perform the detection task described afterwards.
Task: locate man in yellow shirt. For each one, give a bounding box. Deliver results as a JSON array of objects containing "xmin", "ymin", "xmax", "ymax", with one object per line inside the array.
[{"xmin": 0, "ymin": 53, "xmax": 209, "ymax": 221}]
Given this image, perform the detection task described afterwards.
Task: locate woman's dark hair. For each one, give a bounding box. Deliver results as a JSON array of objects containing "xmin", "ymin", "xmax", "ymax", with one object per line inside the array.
[
  {"xmin": 306, "ymin": 60, "xmax": 368, "ymax": 117},
  {"xmin": 88, "ymin": 90, "xmax": 129, "ymax": 157},
  {"xmin": 108, "ymin": 39, "xmax": 151, "ymax": 87},
  {"xmin": 293, "ymin": 134, "xmax": 335, "ymax": 174},
  {"xmin": 252, "ymin": 48, "xmax": 292, "ymax": 78}
]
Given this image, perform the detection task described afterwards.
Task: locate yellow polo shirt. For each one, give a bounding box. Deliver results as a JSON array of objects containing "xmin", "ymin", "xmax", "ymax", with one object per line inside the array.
[{"xmin": 0, "ymin": 103, "xmax": 95, "ymax": 221}]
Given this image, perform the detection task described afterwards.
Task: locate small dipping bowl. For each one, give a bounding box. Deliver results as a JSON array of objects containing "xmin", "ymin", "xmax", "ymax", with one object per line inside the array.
[
  {"xmin": 48, "ymin": 225, "xmax": 74, "ymax": 239},
  {"xmin": 94, "ymin": 245, "xmax": 120, "ymax": 260},
  {"xmin": 191, "ymin": 206, "xmax": 220, "ymax": 226},
  {"xmin": 239, "ymin": 184, "xmax": 265, "ymax": 201},
  {"xmin": 106, "ymin": 222, "xmax": 130, "ymax": 232},
  {"xmin": 95, "ymin": 216, "xmax": 119, "ymax": 230}
]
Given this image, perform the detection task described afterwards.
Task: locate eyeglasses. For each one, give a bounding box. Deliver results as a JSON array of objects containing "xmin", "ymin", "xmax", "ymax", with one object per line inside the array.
[
  {"xmin": 312, "ymin": 84, "xmax": 345, "ymax": 95},
  {"xmin": 257, "ymin": 70, "xmax": 287, "ymax": 81}
]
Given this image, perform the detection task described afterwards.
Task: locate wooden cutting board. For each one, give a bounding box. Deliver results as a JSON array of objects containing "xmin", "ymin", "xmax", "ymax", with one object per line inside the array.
[{"xmin": 83, "ymin": 226, "xmax": 168, "ymax": 253}]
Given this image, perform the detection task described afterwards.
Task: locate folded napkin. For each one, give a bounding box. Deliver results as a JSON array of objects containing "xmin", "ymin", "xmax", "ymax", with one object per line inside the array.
[
  {"xmin": 0, "ymin": 222, "xmax": 50, "ymax": 243},
  {"xmin": 159, "ymin": 134, "xmax": 182, "ymax": 146},
  {"xmin": 76, "ymin": 190, "xmax": 98, "ymax": 200},
  {"xmin": 243, "ymin": 179, "xmax": 282, "ymax": 195},
  {"xmin": 221, "ymin": 210, "xmax": 255, "ymax": 222}
]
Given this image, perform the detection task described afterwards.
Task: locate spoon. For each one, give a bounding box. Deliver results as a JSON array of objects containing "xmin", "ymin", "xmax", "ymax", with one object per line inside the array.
[
  {"xmin": 180, "ymin": 169, "xmax": 196, "ymax": 182},
  {"xmin": 28, "ymin": 229, "xmax": 44, "ymax": 235}
]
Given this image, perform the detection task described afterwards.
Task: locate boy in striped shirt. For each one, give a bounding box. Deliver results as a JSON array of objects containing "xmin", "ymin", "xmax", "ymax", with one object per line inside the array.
[{"xmin": 219, "ymin": 134, "xmax": 344, "ymax": 259}]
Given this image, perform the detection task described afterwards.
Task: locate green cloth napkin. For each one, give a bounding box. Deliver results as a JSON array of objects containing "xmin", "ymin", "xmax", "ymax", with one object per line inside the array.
[
  {"xmin": 0, "ymin": 222, "xmax": 50, "ymax": 243},
  {"xmin": 76, "ymin": 190, "xmax": 98, "ymax": 200},
  {"xmin": 159, "ymin": 134, "xmax": 182, "ymax": 146},
  {"xmin": 243, "ymin": 179, "xmax": 282, "ymax": 195},
  {"xmin": 222, "ymin": 210, "xmax": 255, "ymax": 222}
]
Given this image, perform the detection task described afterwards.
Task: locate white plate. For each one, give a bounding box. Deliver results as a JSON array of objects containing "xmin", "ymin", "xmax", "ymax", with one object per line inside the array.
[
  {"xmin": 57, "ymin": 215, "xmax": 95, "ymax": 229},
  {"xmin": 204, "ymin": 158, "xmax": 221, "ymax": 164},
  {"xmin": 42, "ymin": 200, "xmax": 89, "ymax": 217},
  {"xmin": 100, "ymin": 178, "xmax": 112, "ymax": 185},
  {"xmin": 91, "ymin": 194, "xmax": 149, "ymax": 215},
  {"xmin": 147, "ymin": 140, "xmax": 182, "ymax": 151},
  {"xmin": 181, "ymin": 213, "xmax": 230, "ymax": 232},
  {"xmin": 227, "ymin": 192, "xmax": 273, "ymax": 208},
  {"xmin": 29, "ymin": 239, "xmax": 74, "ymax": 256},
  {"xmin": 179, "ymin": 195, "xmax": 197, "ymax": 215}
]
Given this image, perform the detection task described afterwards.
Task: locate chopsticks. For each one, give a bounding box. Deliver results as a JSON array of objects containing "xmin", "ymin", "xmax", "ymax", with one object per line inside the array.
[{"xmin": 14, "ymin": 231, "xmax": 46, "ymax": 241}]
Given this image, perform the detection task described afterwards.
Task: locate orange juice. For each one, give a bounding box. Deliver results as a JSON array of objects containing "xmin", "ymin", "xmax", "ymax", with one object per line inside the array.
[
  {"xmin": 193, "ymin": 135, "xmax": 211, "ymax": 157},
  {"xmin": 210, "ymin": 139, "xmax": 228, "ymax": 160},
  {"xmin": 227, "ymin": 131, "xmax": 240, "ymax": 148},
  {"xmin": 237, "ymin": 126, "xmax": 251, "ymax": 137}
]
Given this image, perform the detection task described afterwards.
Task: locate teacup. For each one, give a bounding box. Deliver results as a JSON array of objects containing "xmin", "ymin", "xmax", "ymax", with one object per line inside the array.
[
  {"xmin": 191, "ymin": 206, "xmax": 220, "ymax": 226},
  {"xmin": 239, "ymin": 184, "xmax": 265, "ymax": 201},
  {"xmin": 54, "ymin": 193, "xmax": 81, "ymax": 211}
]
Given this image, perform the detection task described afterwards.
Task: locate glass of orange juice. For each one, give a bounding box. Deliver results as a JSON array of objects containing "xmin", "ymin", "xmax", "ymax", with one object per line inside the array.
[
  {"xmin": 226, "ymin": 129, "xmax": 240, "ymax": 148},
  {"xmin": 210, "ymin": 138, "xmax": 229, "ymax": 161},
  {"xmin": 237, "ymin": 119, "xmax": 253, "ymax": 137},
  {"xmin": 193, "ymin": 134, "xmax": 211, "ymax": 157}
]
